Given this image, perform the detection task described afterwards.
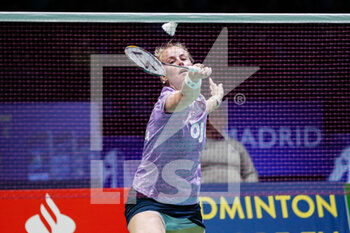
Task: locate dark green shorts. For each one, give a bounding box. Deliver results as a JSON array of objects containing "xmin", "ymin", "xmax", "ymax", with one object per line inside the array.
[{"xmin": 124, "ymin": 188, "xmax": 205, "ymax": 230}]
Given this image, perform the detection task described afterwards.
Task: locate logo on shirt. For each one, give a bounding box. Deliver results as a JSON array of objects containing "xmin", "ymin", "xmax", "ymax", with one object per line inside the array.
[
  {"xmin": 191, "ymin": 122, "xmax": 205, "ymax": 143},
  {"xmin": 25, "ymin": 193, "xmax": 76, "ymax": 233}
]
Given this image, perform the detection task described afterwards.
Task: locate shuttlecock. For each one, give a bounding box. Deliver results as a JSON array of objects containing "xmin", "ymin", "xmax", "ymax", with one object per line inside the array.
[{"xmin": 162, "ymin": 22, "xmax": 178, "ymax": 36}]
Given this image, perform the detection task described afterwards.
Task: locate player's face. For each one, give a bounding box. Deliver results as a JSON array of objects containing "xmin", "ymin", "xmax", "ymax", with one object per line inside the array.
[{"xmin": 160, "ymin": 46, "xmax": 193, "ymax": 90}]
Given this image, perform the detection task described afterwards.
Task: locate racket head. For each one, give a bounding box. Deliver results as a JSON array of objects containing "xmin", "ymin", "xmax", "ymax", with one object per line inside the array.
[{"xmin": 124, "ymin": 46, "xmax": 166, "ymax": 77}]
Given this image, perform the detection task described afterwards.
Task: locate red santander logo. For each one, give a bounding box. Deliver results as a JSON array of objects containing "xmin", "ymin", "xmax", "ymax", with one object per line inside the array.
[{"xmin": 25, "ymin": 193, "xmax": 76, "ymax": 233}]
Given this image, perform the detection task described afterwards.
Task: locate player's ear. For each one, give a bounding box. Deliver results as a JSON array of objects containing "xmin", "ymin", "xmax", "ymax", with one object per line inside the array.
[{"xmin": 160, "ymin": 76, "xmax": 168, "ymax": 85}]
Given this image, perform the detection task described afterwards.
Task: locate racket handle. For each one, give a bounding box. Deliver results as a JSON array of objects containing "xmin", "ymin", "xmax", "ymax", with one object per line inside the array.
[{"xmin": 187, "ymin": 66, "xmax": 201, "ymax": 73}]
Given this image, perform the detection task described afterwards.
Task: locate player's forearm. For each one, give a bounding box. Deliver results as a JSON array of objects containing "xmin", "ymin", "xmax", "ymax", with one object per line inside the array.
[
  {"xmin": 165, "ymin": 76, "xmax": 201, "ymax": 112},
  {"xmin": 206, "ymin": 77, "xmax": 223, "ymax": 114},
  {"xmin": 206, "ymin": 96, "xmax": 221, "ymax": 114},
  {"xmin": 181, "ymin": 77, "xmax": 201, "ymax": 101}
]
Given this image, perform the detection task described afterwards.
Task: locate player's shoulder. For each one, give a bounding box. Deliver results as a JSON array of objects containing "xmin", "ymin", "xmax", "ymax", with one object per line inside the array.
[
  {"xmin": 159, "ymin": 86, "xmax": 175, "ymax": 98},
  {"xmin": 152, "ymin": 87, "xmax": 176, "ymax": 114}
]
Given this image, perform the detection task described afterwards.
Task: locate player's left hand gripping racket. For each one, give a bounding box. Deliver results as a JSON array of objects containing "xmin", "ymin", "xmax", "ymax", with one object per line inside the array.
[{"xmin": 124, "ymin": 46, "xmax": 199, "ymax": 76}]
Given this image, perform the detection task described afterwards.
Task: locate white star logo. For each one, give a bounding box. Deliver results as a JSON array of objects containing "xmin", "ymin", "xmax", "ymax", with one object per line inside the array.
[{"xmin": 154, "ymin": 27, "xmax": 260, "ymax": 149}]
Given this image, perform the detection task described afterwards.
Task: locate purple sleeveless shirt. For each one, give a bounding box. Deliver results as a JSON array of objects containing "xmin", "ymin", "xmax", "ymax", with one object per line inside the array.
[{"xmin": 132, "ymin": 87, "xmax": 207, "ymax": 205}]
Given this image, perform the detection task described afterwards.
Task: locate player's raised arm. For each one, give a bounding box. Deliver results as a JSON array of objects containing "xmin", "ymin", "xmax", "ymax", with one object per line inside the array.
[
  {"xmin": 206, "ymin": 78, "xmax": 224, "ymax": 114},
  {"xmin": 165, "ymin": 65, "xmax": 212, "ymax": 112}
]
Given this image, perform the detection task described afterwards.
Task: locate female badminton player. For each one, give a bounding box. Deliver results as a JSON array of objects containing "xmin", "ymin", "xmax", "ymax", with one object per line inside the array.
[{"xmin": 125, "ymin": 42, "xmax": 224, "ymax": 233}]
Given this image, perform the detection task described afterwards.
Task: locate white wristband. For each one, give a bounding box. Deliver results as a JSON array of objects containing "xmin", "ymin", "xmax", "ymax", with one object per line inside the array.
[
  {"xmin": 187, "ymin": 65, "xmax": 201, "ymax": 73},
  {"xmin": 184, "ymin": 74, "xmax": 202, "ymax": 89},
  {"xmin": 212, "ymin": 95, "xmax": 222, "ymax": 109}
]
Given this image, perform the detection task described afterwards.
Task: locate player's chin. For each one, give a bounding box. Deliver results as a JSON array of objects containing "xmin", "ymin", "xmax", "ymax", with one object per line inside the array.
[{"xmin": 176, "ymin": 77, "xmax": 185, "ymax": 87}]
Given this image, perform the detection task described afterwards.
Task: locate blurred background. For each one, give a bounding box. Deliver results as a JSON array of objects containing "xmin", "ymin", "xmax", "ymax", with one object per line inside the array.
[
  {"xmin": 0, "ymin": 5, "xmax": 349, "ymax": 233},
  {"xmin": 1, "ymin": 21, "xmax": 349, "ymax": 188}
]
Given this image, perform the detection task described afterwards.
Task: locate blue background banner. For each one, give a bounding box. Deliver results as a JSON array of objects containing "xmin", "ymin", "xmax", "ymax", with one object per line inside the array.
[
  {"xmin": 201, "ymin": 184, "xmax": 349, "ymax": 233},
  {"xmin": 0, "ymin": 101, "xmax": 346, "ymax": 185},
  {"xmin": 227, "ymin": 101, "xmax": 328, "ymax": 178},
  {"xmin": 0, "ymin": 103, "xmax": 96, "ymax": 182}
]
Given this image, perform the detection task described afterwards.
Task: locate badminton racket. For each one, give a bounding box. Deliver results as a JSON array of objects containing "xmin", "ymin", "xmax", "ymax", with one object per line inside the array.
[{"xmin": 124, "ymin": 45, "xmax": 199, "ymax": 76}]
